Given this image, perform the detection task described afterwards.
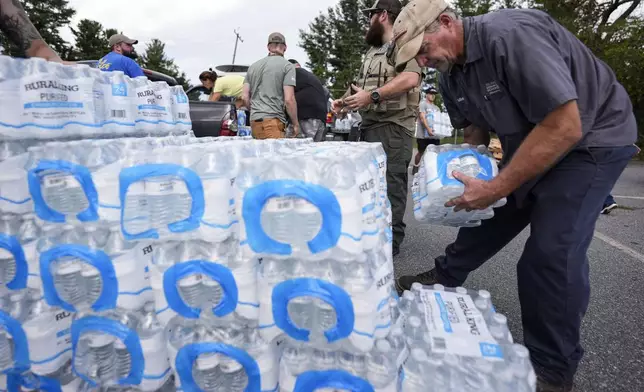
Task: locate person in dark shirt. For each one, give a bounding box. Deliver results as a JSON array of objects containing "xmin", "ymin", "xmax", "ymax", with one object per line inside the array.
[
  {"xmin": 392, "ymin": 1, "xmax": 638, "ymax": 391},
  {"xmin": 288, "ymin": 59, "xmax": 328, "ymax": 141}
]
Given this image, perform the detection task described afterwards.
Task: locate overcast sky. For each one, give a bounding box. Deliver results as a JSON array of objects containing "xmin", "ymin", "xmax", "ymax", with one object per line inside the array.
[{"xmin": 62, "ymin": 0, "xmax": 340, "ymax": 83}]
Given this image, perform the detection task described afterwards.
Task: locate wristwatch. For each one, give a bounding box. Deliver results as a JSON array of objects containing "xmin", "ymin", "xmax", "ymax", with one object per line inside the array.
[{"xmin": 370, "ymin": 89, "xmax": 381, "ymax": 104}]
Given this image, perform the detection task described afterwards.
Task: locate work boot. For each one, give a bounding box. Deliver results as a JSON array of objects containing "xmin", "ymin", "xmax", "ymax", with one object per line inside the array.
[
  {"xmin": 396, "ymin": 269, "xmax": 440, "ymax": 294},
  {"xmin": 536, "ymin": 378, "xmax": 575, "ymax": 392}
]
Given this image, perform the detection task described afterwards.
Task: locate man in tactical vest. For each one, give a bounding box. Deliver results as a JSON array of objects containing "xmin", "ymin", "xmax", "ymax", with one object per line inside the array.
[{"xmin": 335, "ymin": 0, "xmax": 422, "ymax": 257}]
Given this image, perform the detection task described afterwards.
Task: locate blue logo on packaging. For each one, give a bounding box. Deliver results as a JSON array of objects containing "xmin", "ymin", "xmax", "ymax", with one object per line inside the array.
[
  {"xmin": 175, "ymin": 94, "xmax": 188, "ymax": 104},
  {"xmin": 479, "ymin": 342, "xmax": 503, "ymax": 358},
  {"xmin": 112, "ymin": 83, "xmax": 127, "ymax": 97}
]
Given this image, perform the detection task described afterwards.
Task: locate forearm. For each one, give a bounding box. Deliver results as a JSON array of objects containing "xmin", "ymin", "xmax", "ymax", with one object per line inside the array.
[
  {"xmin": 377, "ymin": 72, "xmax": 420, "ymax": 100},
  {"xmin": 27, "ymin": 40, "xmax": 62, "ymax": 62},
  {"xmin": 420, "ymin": 116, "xmax": 432, "ymax": 134},
  {"xmin": 0, "ymin": 0, "xmax": 60, "ymax": 61},
  {"xmin": 209, "ymin": 92, "xmax": 221, "ymax": 102},
  {"xmin": 463, "ymin": 124, "xmax": 490, "ymax": 147},
  {"xmin": 492, "ymin": 112, "xmax": 582, "ymax": 197},
  {"xmin": 285, "ymin": 99, "xmax": 298, "ymax": 125}
]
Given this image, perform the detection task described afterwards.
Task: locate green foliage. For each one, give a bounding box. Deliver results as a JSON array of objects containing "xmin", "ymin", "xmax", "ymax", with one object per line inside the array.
[
  {"xmin": 69, "ymin": 19, "xmax": 117, "ymax": 61},
  {"xmin": 301, "ymin": 0, "xmax": 643, "ymax": 149},
  {"xmin": 0, "ymin": 0, "xmax": 75, "ymax": 58},
  {"xmin": 140, "ymin": 38, "xmax": 191, "ymax": 90}
]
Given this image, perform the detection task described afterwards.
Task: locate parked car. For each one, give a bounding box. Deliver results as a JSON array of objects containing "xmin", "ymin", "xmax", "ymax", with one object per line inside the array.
[{"xmin": 77, "ymin": 60, "xmax": 238, "ymax": 137}]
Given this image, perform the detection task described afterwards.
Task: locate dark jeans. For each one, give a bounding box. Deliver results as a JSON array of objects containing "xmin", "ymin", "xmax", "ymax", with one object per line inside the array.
[
  {"xmin": 361, "ymin": 123, "xmax": 413, "ymax": 249},
  {"xmin": 433, "ymin": 145, "xmax": 636, "ymax": 385}
]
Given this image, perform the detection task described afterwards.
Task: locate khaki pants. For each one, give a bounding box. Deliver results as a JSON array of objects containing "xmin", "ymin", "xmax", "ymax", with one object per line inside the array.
[{"xmin": 251, "ymin": 118, "xmax": 285, "ymax": 139}]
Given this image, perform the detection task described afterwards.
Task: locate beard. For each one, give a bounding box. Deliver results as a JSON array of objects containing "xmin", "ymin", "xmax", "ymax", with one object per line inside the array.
[
  {"xmin": 123, "ymin": 49, "xmax": 138, "ymax": 60},
  {"xmin": 365, "ymin": 20, "xmax": 385, "ymax": 47}
]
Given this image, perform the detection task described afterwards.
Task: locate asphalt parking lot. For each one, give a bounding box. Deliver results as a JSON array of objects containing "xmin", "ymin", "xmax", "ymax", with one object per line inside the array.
[{"xmin": 395, "ymin": 161, "xmax": 644, "ymax": 392}]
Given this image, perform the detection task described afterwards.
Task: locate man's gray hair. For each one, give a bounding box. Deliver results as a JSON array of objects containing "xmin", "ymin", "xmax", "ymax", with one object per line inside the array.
[{"xmin": 425, "ymin": 7, "xmax": 460, "ymax": 33}]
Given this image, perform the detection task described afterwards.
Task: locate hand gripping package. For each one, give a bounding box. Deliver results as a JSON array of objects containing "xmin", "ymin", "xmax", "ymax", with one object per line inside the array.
[
  {"xmin": 235, "ymin": 153, "xmax": 395, "ymax": 352},
  {"xmin": 412, "ymin": 143, "xmax": 506, "ymax": 227},
  {"xmin": 167, "ymin": 316, "xmax": 278, "ymax": 392},
  {"xmin": 0, "ymin": 55, "xmax": 191, "ymax": 140},
  {"xmin": 396, "ymin": 284, "xmax": 536, "ymax": 392}
]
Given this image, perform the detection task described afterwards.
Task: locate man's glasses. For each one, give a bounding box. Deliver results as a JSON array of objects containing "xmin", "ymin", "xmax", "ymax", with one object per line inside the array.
[{"xmin": 369, "ymin": 10, "xmax": 384, "ymax": 18}]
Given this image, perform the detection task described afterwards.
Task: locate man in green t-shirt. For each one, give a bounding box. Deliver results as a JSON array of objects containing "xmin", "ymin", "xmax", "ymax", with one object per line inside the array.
[{"xmin": 242, "ymin": 33, "xmax": 299, "ymax": 139}]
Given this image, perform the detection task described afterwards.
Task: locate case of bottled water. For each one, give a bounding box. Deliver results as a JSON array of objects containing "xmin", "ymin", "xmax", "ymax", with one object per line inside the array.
[
  {"xmin": 235, "ymin": 149, "xmax": 395, "ymax": 353},
  {"xmin": 0, "ymin": 135, "xmax": 194, "ymax": 222},
  {"xmin": 0, "ymin": 55, "xmax": 192, "ymax": 141},
  {"xmin": 71, "ymin": 304, "xmax": 172, "ymax": 391},
  {"xmin": 36, "ymin": 223, "xmax": 153, "ymax": 313},
  {"xmin": 167, "ymin": 315, "xmax": 279, "ymax": 392},
  {"xmin": 412, "ymin": 143, "xmax": 506, "ymax": 227},
  {"xmin": 150, "ymin": 239, "xmax": 259, "ymax": 328},
  {"xmin": 279, "ymin": 338, "xmax": 400, "ymax": 392},
  {"xmin": 397, "ymin": 284, "xmax": 536, "ymax": 392},
  {"xmin": 0, "ymin": 288, "xmax": 76, "ymax": 387}
]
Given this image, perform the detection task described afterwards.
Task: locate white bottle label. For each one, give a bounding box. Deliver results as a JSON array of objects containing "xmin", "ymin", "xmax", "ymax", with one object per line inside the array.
[
  {"xmin": 114, "ymin": 242, "xmax": 154, "ymax": 310},
  {"xmin": 146, "ymin": 178, "xmax": 186, "ymax": 196},
  {"xmin": 373, "ymin": 261, "xmax": 394, "ymax": 330},
  {"xmin": 23, "ymin": 309, "xmax": 73, "ymax": 374},
  {"xmin": 420, "ymin": 289, "xmax": 502, "ymax": 359},
  {"xmin": 21, "ymin": 76, "xmax": 95, "ymax": 128},
  {"xmin": 135, "ymin": 85, "xmax": 172, "ymax": 123}
]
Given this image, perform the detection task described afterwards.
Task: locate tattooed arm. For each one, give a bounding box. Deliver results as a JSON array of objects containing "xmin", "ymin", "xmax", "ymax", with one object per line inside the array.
[{"xmin": 0, "ymin": 0, "xmax": 62, "ymax": 62}]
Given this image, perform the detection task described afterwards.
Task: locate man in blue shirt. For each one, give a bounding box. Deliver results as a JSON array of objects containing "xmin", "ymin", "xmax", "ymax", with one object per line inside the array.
[{"xmin": 98, "ymin": 34, "xmax": 145, "ymax": 78}]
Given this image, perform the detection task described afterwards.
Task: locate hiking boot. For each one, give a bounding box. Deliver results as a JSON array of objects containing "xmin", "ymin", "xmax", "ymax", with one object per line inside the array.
[{"xmin": 396, "ymin": 269, "xmax": 440, "ymax": 294}]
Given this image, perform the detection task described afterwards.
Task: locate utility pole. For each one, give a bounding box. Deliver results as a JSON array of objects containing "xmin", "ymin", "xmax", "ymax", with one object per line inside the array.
[{"xmin": 232, "ymin": 28, "xmax": 244, "ymax": 65}]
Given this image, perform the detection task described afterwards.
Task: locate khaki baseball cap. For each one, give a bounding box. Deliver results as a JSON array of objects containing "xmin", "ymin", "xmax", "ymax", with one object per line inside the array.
[
  {"xmin": 361, "ymin": 0, "xmax": 403, "ymax": 16},
  {"xmin": 108, "ymin": 33, "xmax": 138, "ymax": 47},
  {"xmin": 391, "ymin": 0, "xmax": 449, "ymax": 70},
  {"xmin": 268, "ymin": 32, "xmax": 286, "ymax": 45}
]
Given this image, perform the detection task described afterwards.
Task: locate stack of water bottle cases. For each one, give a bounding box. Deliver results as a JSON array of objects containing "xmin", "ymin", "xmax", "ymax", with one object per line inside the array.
[{"xmin": 0, "ymin": 55, "xmax": 535, "ymax": 391}]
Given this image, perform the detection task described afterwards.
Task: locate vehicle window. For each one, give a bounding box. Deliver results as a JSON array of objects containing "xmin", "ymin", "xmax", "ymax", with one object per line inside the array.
[{"xmin": 187, "ymin": 86, "xmax": 211, "ymax": 102}]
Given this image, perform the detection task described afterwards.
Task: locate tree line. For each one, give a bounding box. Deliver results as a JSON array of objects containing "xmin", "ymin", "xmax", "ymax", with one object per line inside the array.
[
  {"xmin": 300, "ymin": 0, "xmax": 643, "ymax": 150},
  {"xmin": 0, "ymin": 0, "xmax": 190, "ymax": 89}
]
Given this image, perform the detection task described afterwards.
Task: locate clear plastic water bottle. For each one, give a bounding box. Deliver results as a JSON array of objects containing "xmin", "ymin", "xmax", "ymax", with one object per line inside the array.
[
  {"xmin": 22, "ymin": 293, "xmax": 72, "ymax": 377},
  {"xmin": 410, "ymin": 282, "xmax": 423, "ymax": 302},
  {"xmin": 401, "ymin": 348, "xmax": 429, "ymax": 391},
  {"xmin": 366, "ymin": 339, "xmax": 397, "ymax": 388},
  {"xmin": 0, "ymin": 215, "xmax": 20, "ymax": 287},
  {"xmin": 489, "ymin": 313, "xmax": 513, "ymax": 344},
  {"xmin": 312, "ymin": 260, "xmax": 342, "ymax": 337},
  {"xmin": 286, "ymin": 261, "xmax": 312, "ymax": 332},
  {"xmin": 293, "ymin": 198, "xmax": 321, "ymax": 245},
  {"xmin": 0, "ymin": 141, "xmax": 26, "ymax": 162},
  {"xmin": 137, "ymin": 302, "xmax": 171, "ymax": 391},
  {"xmin": 398, "ymin": 291, "xmax": 415, "ymax": 321},
  {"xmin": 404, "ymin": 316, "xmax": 426, "ymax": 346},
  {"xmin": 0, "ymin": 329, "xmax": 13, "ymax": 372},
  {"xmin": 386, "ymin": 325, "xmax": 408, "ymax": 368},
  {"xmin": 475, "ymin": 290, "xmax": 493, "ymax": 320}
]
